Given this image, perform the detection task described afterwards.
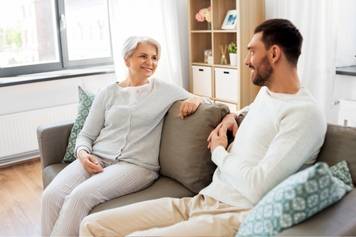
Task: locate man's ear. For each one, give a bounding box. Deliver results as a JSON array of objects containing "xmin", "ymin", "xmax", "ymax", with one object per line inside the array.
[{"xmin": 269, "ymin": 45, "xmax": 281, "ymax": 64}]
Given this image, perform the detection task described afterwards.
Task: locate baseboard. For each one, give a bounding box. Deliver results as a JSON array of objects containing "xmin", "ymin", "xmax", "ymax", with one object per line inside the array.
[{"xmin": 0, "ymin": 150, "xmax": 40, "ymax": 168}]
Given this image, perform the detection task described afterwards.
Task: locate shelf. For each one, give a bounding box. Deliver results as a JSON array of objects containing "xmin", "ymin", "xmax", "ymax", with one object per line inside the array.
[
  {"xmin": 192, "ymin": 30, "xmax": 237, "ymax": 33},
  {"xmin": 192, "ymin": 63, "xmax": 238, "ymax": 69},
  {"xmin": 191, "ymin": 33, "xmax": 212, "ymax": 63},
  {"xmin": 189, "ymin": 0, "xmax": 265, "ymax": 109},
  {"xmin": 213, "ymin": 64, "xmax": 238, "ymax": 69},
  {"xmin": 213, "ymin": 32, "xmax": 237, "ymax": 65},
  {"xmin": 191, "ymin": 30, "xmax": 212, "ymax": 33},
  {"xmin": 190, "ymin": 0, "xmax": 211, "ymax": 31},
  {"xmin": 213, "ymin": 30, "xmax": 237, "ymax": 33},
  {"xmin": 212, "ymin": 0, "xmax": 236, "ymax": 30},
  {"xmin": 192, "ymin": 62, "xmax": 212, "ymax": 66}
]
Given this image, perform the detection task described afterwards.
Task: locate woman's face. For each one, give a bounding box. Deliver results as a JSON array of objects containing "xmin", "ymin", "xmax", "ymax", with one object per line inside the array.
[{"xmin": 125, "ymin": 43, "xmax": 158, "ymax": 79}]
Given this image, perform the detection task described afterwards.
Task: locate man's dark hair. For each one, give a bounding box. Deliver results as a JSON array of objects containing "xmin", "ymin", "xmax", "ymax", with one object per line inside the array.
[{"xmin": 254, "ymin": 19, "xmax": 303, "ymax": 65}]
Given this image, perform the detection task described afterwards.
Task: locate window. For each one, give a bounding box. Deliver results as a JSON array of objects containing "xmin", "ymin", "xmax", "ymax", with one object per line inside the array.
[{"xmin": 0, "ymin": 0, "xmax": 113, "ymax": 77}]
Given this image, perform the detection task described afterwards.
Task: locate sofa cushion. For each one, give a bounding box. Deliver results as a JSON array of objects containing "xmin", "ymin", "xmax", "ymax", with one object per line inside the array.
[
  {"xmin": 43, "ymin": 163, "xmax": 68, "ymax": 188},
  {"xmin": 159, "ymin": 102, "xmax": 229, "ymax": 193},
  {"xmin": 90, "ymin": 177, "xmax": 194, "ymax": 214},
  {"xmin": 43, "ymin": 165, "xmax": 194, "ymax": 214},
  {"xmin": 317, "ymin": 124, "xmax": 356, "ymax": 185},
  {"xmin": 237, "ymin": 162, "xmax": 352, "ymax": 237},
  {"xmin": 63, "ymin": 87, "xmax": 95, "ymax": 163}
]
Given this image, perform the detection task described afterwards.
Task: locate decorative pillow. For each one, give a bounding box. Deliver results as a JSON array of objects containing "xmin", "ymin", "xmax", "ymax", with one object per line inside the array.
[
  {"xmin": 63, "ymin": 87, "xmax": 95, "ymax": 163},
  {"xmin": 236, "ymin": 162, "xmax": 353, "ymax": 237},
  {"xmin": 330, "ymin": 160, "xmax": 354, "ymax": 188},
  {"xmin": 159, "ymin": 101, "xmax": 229, "ymax": 193}
]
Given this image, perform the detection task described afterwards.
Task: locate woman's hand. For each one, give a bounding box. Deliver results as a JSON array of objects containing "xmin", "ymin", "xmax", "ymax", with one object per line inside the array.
[
  {"xmin": 179, "ymin": 97, "xmax": 203, "ymax": 119},
  {"xmin": 77, "ymin": 150, "xmax": 103, "ymax": 174}
]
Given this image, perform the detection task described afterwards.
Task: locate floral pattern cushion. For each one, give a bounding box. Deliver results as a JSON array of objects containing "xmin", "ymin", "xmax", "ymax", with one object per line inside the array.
[
  {"xmin": 330, "ymin": 160, "xmax": 354, "ymax": 188},
  {"xmin": 236, "ymin": 162, "xmax": 353, "ymax": 237},
  {"xmin": 63, "ymin": 87, "xmax": 95, "ymax": 163}
]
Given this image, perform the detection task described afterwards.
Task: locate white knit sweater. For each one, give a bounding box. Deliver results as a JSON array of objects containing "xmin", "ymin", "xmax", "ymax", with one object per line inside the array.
[
  {"xmin": 75, "ymin": 79, "xmax": 190, "ymax": 171},
  {"xmin": 200, "ymin": 86, "xmax": 327, "ymax": 208}
]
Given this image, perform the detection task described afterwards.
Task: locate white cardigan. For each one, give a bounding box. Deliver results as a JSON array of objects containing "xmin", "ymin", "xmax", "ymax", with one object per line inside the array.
[{"xmin": 75, "ymin": 79, "xmax": 190, "ymax": 171}]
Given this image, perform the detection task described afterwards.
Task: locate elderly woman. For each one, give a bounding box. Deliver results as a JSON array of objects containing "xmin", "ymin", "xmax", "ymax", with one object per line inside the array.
[{"xmin": 41, "ymin": 36, "xmax": 204, "ymax": 237}]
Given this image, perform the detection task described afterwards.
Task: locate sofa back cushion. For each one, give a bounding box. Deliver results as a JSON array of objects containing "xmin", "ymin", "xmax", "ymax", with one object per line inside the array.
[
  {"xmin": 159, "ymin": 101, "xmax": 229, "ymax": 193},
  {"xmin": 317, "ymin": 124, "xmax": 356, "ymax": 185}
]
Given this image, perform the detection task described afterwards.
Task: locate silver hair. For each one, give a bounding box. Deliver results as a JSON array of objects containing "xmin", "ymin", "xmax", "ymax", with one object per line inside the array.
[{"xmin": 121, "ymin": 36, "xmax": 161, "ymax": 60}]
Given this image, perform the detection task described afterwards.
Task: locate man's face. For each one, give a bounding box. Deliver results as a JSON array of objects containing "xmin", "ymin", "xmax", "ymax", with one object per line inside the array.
[{"xmin": 244, "ymin": 32, "xmax": 273, "ymax": 86}]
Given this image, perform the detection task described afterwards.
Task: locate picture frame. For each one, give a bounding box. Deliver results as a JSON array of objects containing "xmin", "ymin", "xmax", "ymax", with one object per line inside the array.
[{"xmin": 221, "ymin": 10, "xmax": 238, "ymax": 30}]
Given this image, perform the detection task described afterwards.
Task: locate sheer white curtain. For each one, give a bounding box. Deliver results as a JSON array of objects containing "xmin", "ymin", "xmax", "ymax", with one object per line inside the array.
[
  {"xmin": 108, "ymin": 0, "xmax": 189, "ymax": 88},
  {"xmin": 265, "ymin": 0, "xmax": 338, "ymax": 121}
]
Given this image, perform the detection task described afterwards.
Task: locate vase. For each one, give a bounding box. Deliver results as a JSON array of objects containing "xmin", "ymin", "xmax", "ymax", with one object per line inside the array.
[
  {"xmin": 220, "ymin": 54, "xmax": 227, "ymax": 65},
  {"xmin": 207, "ymin": 22, "xmax": 211, "ymax": 30},
  {"xmin": 219, "ymin": 44, "xmax": 228, "ymax": 65},
  {"xmin": 229, "ymin": 53, "xmax": 237, "ymax": 66}
]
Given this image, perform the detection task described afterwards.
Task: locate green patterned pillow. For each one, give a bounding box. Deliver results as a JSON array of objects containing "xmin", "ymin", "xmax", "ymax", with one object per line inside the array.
[
  {"xmin": 330, "ymin": 160, "xmax": 354, "ymax": 188},
  {"xmin": 63, "ymin": 87, "xmax": 95, "ymax": 163},
  {"xmin": 236, "ymin": 162, "xmax": 353, "ymax": 237}
]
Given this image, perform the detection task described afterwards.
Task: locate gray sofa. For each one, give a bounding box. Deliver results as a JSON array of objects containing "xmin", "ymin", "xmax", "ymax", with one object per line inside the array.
[{"xmin": 37, "ymin": 102, "xmax": 356, "ymax": 236}]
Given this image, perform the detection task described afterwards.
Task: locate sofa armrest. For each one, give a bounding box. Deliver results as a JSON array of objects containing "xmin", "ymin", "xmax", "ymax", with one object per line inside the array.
[
  {"xmin": 278, "ymin": 189, "xmax": 356, "ymax": 236},
  {"xmin": 37, "ymin": 121, "xmax": 73, "ymax": 169}
]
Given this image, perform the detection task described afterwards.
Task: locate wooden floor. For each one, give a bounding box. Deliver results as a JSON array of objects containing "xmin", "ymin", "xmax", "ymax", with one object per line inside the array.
[{"xmin": 0, "ymin": 160, "xmax": 42, "ymax": 237}]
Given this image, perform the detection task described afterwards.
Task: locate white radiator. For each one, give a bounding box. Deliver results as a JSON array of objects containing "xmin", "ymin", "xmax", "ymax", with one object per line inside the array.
[
  {"xmin": 338, "ymin": 99, "xmax": 356, "ymax": 127},
  {"xmin": 0, "ymin": 104, "xmax": 77, "ymax": 164}
]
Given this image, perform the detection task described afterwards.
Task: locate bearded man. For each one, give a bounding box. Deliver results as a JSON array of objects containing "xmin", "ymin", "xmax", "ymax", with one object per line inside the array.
[{"xmin": 79, "ymin": 19, "xmax": 327, "ymax": 237}]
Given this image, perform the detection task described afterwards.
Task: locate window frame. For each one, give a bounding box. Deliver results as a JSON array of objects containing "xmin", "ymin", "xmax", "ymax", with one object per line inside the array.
[{"xmin": 0, "ymin": 0, "xmax": 113, "ymax": 77}]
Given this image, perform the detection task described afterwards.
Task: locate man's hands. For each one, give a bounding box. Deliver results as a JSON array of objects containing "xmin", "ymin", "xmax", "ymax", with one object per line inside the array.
[
  {"xmin": 179, "ymin": 97, "xmax": 203, "ymax": 119},
  {"xmin": 207, "ymin": 113, "xmax": 238, "ymax": 151},
  {"xmin": 207, "ymin": 128, "xmax": 228, "ymax": 152},
  {"xmin": 77, "ymin": 150, "xmax": 103, "ymax": 174}
]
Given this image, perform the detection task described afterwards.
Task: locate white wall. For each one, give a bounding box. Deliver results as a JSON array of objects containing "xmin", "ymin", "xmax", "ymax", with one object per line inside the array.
[
  {"xmin": 265, "ymin": 0, "xmax": 356, "ymax": 125},
  {"xmin": 330, "ymin": 74, "xmax": 356, "ymax": 124},
  {"xmin": 332, "ymin": 0, "xmax": 356, "ymax": 124},
  {"xmin": 291, "ymin": 0, "xmax": 356, "ymax": 67},
  {"xmin": 334, "ymin": 75, "xmax": 356, "ymax": 101},
  {"xmin": 0, "ymin": 74, "xmax": 116, "ymax": 160},
  {"xmin": 335, "ymin": 0, "xmax": 356, "ymax": 67},
  {"xmin": 0, "ymin": 74, "xmax": 115, "ymax": 116}
]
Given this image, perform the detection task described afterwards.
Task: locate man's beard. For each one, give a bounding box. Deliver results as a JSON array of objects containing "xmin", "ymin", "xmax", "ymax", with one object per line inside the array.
[{"xmin": 250, "ymin": 56, "xmax": 273, "ymax": 86}]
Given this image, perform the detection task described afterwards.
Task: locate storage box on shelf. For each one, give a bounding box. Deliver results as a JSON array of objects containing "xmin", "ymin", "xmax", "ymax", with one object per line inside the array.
[
  {"xmin": 215, "ymin": 67, "xmax": 239, "ymax": 102},
  {"xmin": 192, "ymin": 66, "xmax": 212, "ymax": 97},
  {"xmin": 188, "ymin": 0, "xmax": 264, "ymax": 112}
]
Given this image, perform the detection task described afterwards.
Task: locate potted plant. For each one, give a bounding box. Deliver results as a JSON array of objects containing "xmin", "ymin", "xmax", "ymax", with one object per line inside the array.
[{"xmin": 228, "ymin": 42, "xmax": 237, "ymax": 66}]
